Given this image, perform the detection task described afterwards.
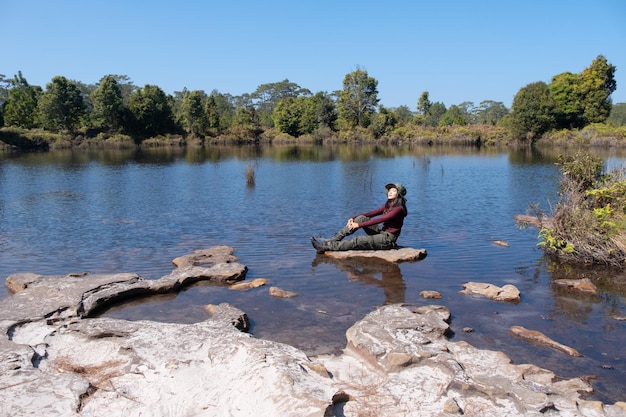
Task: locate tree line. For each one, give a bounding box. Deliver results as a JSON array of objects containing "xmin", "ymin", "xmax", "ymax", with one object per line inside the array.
[{"xmin": 0, "ymin": 55, "xmax": 622, "ymax": 146}]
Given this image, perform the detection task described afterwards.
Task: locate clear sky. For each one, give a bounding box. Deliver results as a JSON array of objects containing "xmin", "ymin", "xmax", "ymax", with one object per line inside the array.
[{"xmin": 2, "ymin": 0, "xmax": 625, "ymax": 109}]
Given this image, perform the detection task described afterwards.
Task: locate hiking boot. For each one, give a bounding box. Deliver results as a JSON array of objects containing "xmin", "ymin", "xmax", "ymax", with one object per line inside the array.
[{"xmin": 311, "ymin": 237, "xmax": 330, "ymax": 254}]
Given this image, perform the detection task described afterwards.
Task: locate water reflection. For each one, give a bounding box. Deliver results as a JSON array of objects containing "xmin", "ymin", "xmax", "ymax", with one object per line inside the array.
[
  {"xmin": 1, "ymin": 144, "xmax": 626, "ymax": 403},
  {"xmin": 312, "ymin": 256, "xmax": 406, "ymax": 305}
]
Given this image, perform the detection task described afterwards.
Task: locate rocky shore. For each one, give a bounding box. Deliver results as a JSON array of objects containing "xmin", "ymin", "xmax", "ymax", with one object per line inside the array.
[{"xmin": 1, "ymin": 246, "xmax": 625, "ymax": 416}]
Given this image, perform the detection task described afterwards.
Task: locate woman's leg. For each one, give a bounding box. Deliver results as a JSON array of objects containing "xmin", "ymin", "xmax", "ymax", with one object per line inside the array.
[
  {"xmin": 322, "ymin": 215, "xmax": 375, "ymax": 242},
  {"xmin": 324, "ymin": 231, "xmax": 396, "ymax": 251}
]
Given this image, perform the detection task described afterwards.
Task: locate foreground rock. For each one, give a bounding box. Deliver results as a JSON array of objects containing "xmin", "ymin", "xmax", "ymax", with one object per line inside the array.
[
  {"xmin": 323, "ymin": 247, "xmax": 427, "ymax": 263},
  {"xmin": 2, "ymin": 246, "xmax": 625, "ymax": 416}
]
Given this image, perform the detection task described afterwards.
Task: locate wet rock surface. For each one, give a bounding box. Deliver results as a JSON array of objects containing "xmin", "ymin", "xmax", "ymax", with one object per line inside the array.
[
  {"xmin": 322, "ymin": 247, "xmax": 427, "ymax": 263},
  {"xmin": 2, "ymin": 246, "xmax": 625, "ymax": 416}
]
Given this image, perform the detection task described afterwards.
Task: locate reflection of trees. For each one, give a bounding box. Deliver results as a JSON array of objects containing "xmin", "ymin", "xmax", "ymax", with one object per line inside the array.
[{"xmin": 312, "ymin": 256, "xmax": 406, "ymax": 305}]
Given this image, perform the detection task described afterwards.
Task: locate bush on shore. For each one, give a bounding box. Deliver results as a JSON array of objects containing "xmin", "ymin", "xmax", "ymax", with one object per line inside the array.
[{"xmin": 537, "ymin": 152, "xmax": 626, "ymax": 268}]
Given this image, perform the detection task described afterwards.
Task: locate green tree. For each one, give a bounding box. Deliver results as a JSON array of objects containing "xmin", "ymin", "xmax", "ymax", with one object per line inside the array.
[
  {"xmin": 127, "ymin": 84, "xmax": 175, "ymax": 137},
  {"xmin": 179, "ymin": 89, "xmax": 207, "ymax": 134},
  {"xmin": 273, "ymin": 93, "xmax": 335, "ymax": 137},
  {"xmin": 37, "ymin": 76, "xmax": 85, "ymax": 131},
  {"xmin": 416, "ymin": 91, "xmax": 432, "ymax": 126},
  {"xmin": 369, "ymin": 106, "xmax": 397, "ymax": 138},
  {"xmin": 439, "ymin": 104, "xmax": 468, "ymax": 126},
  {"xmin": 251, "ymin": 79, "xmax": 310, "ymax": 128},
  {"xmin": 91, "ymin": 75, "xmax": 124, "ymax": 131},
  {"xmin": 579, "ymin": 55, "xmax": 616, "ymax": 124},
  {"xmin": 206, "ymin": 90, "xmax": 235, "ymax": 132},
  {"xmin": 3, "ymin": 71, "xmax": 42, "ymax": 129},
  {"xmin": 607, "ymin": 102, "xmax": 626, "ymax": 127},
  {"xmin": 393, "ymin": 105, "xmax": 414, "ymax": 125},
  {"xmin": 338, "ymin": 69, "xmax": 379, "ymax": 128},
  {"xmin": 549, "ymin": 55, "xmax": 617, "ymax": 128},
  {"xmin": 508, "ymin": 81, "xmax": 556, "ymax": 143},
  {"xmin": 309, "ymin": 91, "xmax": 337, "ymax": 130},
  {"xmin": 424, "ymin": 102, "xmax": 446, "ymax": 127},
  {"xmin": 475, "ymin": 100, "xmax": 509, "ymax": 125},
  {"xmin": 273, "ymin": 97, "xmax": 301, "ymax": 136},
  {"xmin": 0, "ymin": 74, "xmax": 10, "ymax": 126}
]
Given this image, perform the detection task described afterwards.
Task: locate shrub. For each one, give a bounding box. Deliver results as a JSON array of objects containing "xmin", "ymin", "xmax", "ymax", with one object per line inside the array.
[{"xmin": 539, "ymin": 152, "xmax": 626, "ymax": 268}]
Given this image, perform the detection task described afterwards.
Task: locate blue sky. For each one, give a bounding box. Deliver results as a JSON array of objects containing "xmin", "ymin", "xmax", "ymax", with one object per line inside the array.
[{"xmin": 2, "ymin": 0, "xmax": 625, "ymax": 109}]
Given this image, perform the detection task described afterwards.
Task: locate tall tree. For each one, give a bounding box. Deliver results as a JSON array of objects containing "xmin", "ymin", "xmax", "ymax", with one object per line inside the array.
[
  {"xmin": 91, "ymin": 75, "xmax": 124, "ymax": 131},
  {"xmin": 179, "ymin": 89, "xmax": 207, "ymax": 135},
  {"xmin": 416, "ymin": 91, "xmax": 432, "ymax": 126},
  {"xmin": 310, "ymin": 91, "xmax": 337, "ymax": 130},
  {"xmin": 475, "ymin": 100, "xmax": 509, "ymax": 125},
  {"xmin": 549, "ymin": 55, "xmax": 617, "ymax": 128},
  {"xmin": 424, "ymin": 102, "xmax": 446, "ymax": 127},
  {"xmin": 338, "ymin": 69, "xmax": 379, "ymax": 128},
  {"xmin": 127, "ymin": 84, "xmax": 175, "ymax": 137},
  {"xmin": 3, "ymin": 71, "xmax": 42, "ymax": 129},
  {"xmin": 369, "ymin": 106, "xmax": 397, "ymax": 138},
  {"xmin": 439, "ymin": 105, "xmax": 468, "ymax": 126},
  {"xmin": 579, "ymin": 55, "xmax": 616, "ymax": 124},
  {"xmin": 509, "ymin": 81, "xmax": 556, "ymax": 143},
  {"xmin": 393, "ymin": 105, "xmax": 414, "ymax": 124},
  {"xmin": 37, "ymin": 76, "xmax": 85, "ymax": 131},
  {"xmin": 607, "ymin": 102, "xmax": 626, "ymax": 127},
  {"xmin": 206, "ymin": 90, "xmax": 235, "ymax": 132},
  {"xmin": 252, "ymin": 79, "xmax": 310, "ymax": 128}
]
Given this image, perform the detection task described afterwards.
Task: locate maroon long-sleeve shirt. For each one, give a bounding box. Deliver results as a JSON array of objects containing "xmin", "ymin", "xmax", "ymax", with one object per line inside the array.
[{"xmin": 355, "ymin": 204, "xmax": 406, "ymax": 236}]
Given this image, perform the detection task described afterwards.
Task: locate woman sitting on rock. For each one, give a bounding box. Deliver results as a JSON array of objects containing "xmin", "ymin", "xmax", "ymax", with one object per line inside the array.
[{"xmin": 311, "ymin": 183, "xmax": 408, "ymax": 253}]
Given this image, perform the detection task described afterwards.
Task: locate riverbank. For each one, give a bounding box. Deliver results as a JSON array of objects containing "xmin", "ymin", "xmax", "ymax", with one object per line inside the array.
[
  {"xmin": 2, "ymin": 246, "xmax": 625, "ymax": 416},
  {"xmin": 2, "ymin": 124, "xmax": 625, "ymax": 151}
]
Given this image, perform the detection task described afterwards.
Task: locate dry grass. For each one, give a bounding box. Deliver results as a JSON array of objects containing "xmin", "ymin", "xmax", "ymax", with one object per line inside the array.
[
  {"xmin": 540, "ymin": 154, "xmax": 626, "ymax": 268},
  {"xmin": 245, "ymin": 164, "xmax": 255, "ymax": 186}
]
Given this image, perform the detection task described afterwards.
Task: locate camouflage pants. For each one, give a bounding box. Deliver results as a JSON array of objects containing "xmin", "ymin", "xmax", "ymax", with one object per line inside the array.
[{"xmin": 325, "ymin": 215, "xmax": 398, "ymax": 251}]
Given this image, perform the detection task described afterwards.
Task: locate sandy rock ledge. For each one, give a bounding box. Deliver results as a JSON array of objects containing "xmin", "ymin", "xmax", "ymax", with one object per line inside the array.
[{"xmin": 1, "ymin": 246, "xmax": 625, "ymax": 417}]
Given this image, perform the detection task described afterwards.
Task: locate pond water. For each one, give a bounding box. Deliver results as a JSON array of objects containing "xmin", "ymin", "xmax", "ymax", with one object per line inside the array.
[{"xmin": 1, "ymin": 144, "xmax": 625, "ymax": 403}]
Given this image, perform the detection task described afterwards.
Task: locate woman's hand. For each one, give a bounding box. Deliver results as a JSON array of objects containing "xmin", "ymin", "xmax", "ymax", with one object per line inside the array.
[{"xmin": 347, "ymin": 218, "xmax": 359, "ymax": 230}]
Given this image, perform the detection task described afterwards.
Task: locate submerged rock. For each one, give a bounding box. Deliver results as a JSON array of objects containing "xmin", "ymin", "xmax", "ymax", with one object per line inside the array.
[
  {"xmin": 552, "ymin": 277, "xmax": 599, "ymax": 295},
  {"xmin": 509, "ymin": 325, "xmax": 583, "ymax": 357},
  {"xmin": 1, "ymin": 246, "xmax": 625, "ymax": 416}
]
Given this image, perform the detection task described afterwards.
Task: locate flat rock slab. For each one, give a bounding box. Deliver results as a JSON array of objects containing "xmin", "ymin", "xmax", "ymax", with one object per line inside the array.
[{"xmin": 323, "ymin": 247, "xmax": 427, "ymax": 263}]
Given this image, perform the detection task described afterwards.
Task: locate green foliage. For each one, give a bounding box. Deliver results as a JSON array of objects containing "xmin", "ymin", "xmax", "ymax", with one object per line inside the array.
[
  {"xmin": 206, "ymin": 90, "xmax": 235, "ymax": 133},
  {"xmin": 368, "ymin": 106, "xmax": 397, "ymax": 138},
  {"xmin": 338, "ymin": 69, "xmax": 379, "ymax": 128},
  {"xmin": 424, "ymin": 102, "xmax": 446, "ymax": 127},
  {"xmin": 272, "ymin": 93, "xmax": 337, "ymax": 138},
  {"xmin": 127, "ymin": 84, "xmax": 176, "ymax": 137},
  {"xmin": 475, "ymin": 100, "xmax": 509, "ymax": 125},
  {"xmin": 273, "ymin": 97, "xmax": 301, "ymax": 136},
  {"xmin": 538, "ymin": 152, "xmax": 626, "ymax": 267},
  {"xmin": 179, "ymin": 90, "xmax": 207, "ymax": 135},
  {"xmin": 607, "ymin": 103, "xmax": 626, "ymax": 127},
  {"xmin": 509, "ymin": 82, "xmax": 556, "ymax": 143},
  {"xmin": 91, "ymin": 75, "xmax": 124, "ymax": 131},
  {"xmin": 438, "ymin": 104, "xmax": 468, "ymax": 126},
  {"xmin": 251, "ymin": 79, "xmax": 310, "ymax": 128},
  {"xmin": 3, "ymin": 71, "xmax": 42, "ymax": 129},
  {"xmin": 556, "ymin": 151, "xmax": 604, "ymax": 191},
  {"xmin": 392, "ymin": 105, "xmax": 413, "ymax": 124},
  {"xmin": 37, "ymin": 76, "xmax": 85, "ymax": 132},
  {"xmin": 538, "ymin": 228, "xmax": 575, "ymax": 253}
]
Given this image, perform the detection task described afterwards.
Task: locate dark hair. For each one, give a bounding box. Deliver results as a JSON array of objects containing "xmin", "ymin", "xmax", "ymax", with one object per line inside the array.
[{"xmin": 385, "ymin": 196, "xmax": 408, "ymax": 216}]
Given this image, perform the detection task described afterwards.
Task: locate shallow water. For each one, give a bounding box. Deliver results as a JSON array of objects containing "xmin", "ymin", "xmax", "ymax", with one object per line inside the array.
[{"xmin": 1, "ymin": 144, "xmax": 625, "ymax": 402}]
